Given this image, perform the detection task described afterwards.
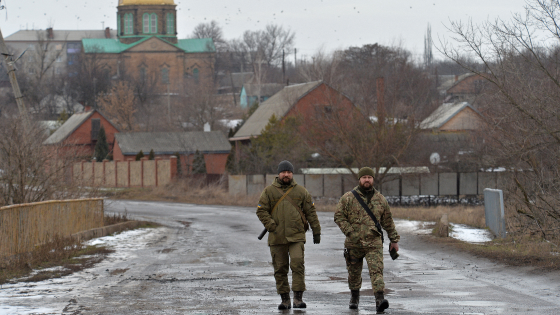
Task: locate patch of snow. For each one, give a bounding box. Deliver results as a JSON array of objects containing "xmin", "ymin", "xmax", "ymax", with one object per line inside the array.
[{"xmin": 450, "ymin": 223, "xmax": 493, "ymax": 243}]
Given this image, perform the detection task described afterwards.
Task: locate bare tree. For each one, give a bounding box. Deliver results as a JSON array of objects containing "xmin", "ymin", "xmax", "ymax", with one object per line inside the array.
[
  {"xmin": 97, "ymin": 81, "xmax": 137, "ymax": 131},
  {"xmin": 191, "ymin": 20, "xmax": 226, "ymax": 51},
  {"xmin": 441, "ymin": 0, "xmax": 560, "ymax": 243},
  {"xmin": 0, "ymin": 117, "xmax": 93, "ymax": 206}
]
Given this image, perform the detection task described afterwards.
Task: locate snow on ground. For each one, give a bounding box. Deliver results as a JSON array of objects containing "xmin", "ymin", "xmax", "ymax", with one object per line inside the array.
[{"xmin": 396, "ymin": 219, "xmax": 493, "ymax": 243}]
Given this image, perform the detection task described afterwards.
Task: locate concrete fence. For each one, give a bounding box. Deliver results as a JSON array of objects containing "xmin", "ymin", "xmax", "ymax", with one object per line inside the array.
[
  {"xmin": 229, "ymin": 172, "xmax": 509, "ymax": 198},
  {"xmin": 0, "ymin": 198, "xmax": 104, "ymax": 258},
  {"xmin": 72, "ymin": 156, "xmax": 178, "ymax": 188}
]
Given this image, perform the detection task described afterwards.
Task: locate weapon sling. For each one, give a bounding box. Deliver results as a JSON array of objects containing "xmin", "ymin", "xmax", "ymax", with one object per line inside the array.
[
  {"xmin": 351, "ymin": 190, "xmax": 384, "ymax": 244},
  {"xmin": 274, "ymin": 186, "xmax": 309, "ymax": 232},
  {"xmin": 257, "ymin": 186, "xmax": 294, "ymax": 240}
]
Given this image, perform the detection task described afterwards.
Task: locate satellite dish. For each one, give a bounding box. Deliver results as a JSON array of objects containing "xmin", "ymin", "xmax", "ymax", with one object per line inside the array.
[{"xmin": 430, "ymin": 152, "xmax": 441, "ymax": 165}]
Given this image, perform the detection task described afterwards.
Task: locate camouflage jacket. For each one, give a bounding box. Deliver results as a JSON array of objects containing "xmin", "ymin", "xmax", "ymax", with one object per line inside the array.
[
  {"xmin": 334, "ymin": 186, "xmax": 399, "ymax": 248},
  {"xmin": 256, "ymin": 177, "xmax": 321, "ymax": 246}
]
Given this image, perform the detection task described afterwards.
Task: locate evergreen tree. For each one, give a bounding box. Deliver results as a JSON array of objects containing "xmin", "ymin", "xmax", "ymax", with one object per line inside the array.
[
  {"xmin": 192, "ymin": 150, "xmax": 207, "ymax": 174},
  {"xmin": 93, "ymin": 125, "xmax": 109, "ymax": 162},
  {"xmin": 173, "ymin": 152, "xmax": 182, "ymax": 176},
  {"xmin": 135, "ymin": 150, "xmax": 145, "ymax": 161},
  {"xmin": 148, "ymin": 149, "xmax": 155, "ymax": 160}
]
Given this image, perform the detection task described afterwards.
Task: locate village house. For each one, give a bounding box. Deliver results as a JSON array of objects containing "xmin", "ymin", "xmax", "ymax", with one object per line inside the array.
[
  {"xmin": 113, "ymin": 131, "xmax": 231, "ymax": 174},
  {"xmin": 230, "ymin": 81, "xmax": 355, "ymax": 145},
  {"xmin": 239, "ymin": 83, "xmax": 284, "ymax": 108},
  {"xmin": 43, "ymin": 109, "xmax": 120, "ymax": 159}
]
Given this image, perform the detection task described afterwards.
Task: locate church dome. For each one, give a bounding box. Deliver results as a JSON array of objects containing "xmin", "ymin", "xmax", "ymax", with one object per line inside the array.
[{"xmin": 119, "ymin": 0, "xmax": 174, "ymax": 5}]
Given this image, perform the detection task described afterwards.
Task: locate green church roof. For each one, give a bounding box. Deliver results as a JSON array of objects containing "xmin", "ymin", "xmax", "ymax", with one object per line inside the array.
[{"xmin": 82, "ymin": 36, "xmax": 215, "ymax": 54}]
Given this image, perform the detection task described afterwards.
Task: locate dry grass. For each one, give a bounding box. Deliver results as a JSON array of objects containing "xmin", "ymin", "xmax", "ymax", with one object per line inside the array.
[
  {"xmin": 391, "ymin": 205, "xmax": 486, "ymax": 228},
  {"xmin": 114, "ymin": 177, "xmax": 259, "ymax": 207},
  {"xmin": 0, "ymin": 235, "xmax": 113, "ymax": 285},
  {"xmin": 104, "ymin": 210, "xmax": 130, "ymax": 226}
]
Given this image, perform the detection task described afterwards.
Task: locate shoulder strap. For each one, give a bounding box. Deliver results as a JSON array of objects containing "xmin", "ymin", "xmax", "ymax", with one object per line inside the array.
[
  {"xmin": 351, "ymin": 190, "xmax": 384, "ymax": 243},
  {"xmin": 274, "ymin": 186, "xmax": 309, "ymax": 232},
  {"xmin": 270, "ymin": 186, "xmax": 294, "ymax": 216}
]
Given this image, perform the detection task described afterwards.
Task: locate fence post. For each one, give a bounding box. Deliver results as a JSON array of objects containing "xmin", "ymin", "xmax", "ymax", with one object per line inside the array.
[{"xmin": 484, "ymin": 188, "xmax": 506, "ymax": 238}]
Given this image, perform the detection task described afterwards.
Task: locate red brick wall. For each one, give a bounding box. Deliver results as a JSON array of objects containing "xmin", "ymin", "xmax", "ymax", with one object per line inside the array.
[{"xmin": 61, "ymin": 112, "xmax": 119, "ymax": 158}]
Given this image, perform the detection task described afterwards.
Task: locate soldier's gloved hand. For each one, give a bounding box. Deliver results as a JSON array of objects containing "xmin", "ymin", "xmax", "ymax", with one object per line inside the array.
[
  {"xmin": 268, "ymin": 223, "xmax": 277, "ymax": 232},
  {"xmin": 313, "ymin": 234, "xmax": 320, "ymax": 244}
]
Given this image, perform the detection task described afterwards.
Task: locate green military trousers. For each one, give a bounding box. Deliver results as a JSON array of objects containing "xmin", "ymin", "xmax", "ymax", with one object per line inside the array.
[
  {"xmin": 270, "ymin": 242, "xmax": 305, "ymax": 294},
  {"xmin": 345, "ymin": 243, "xmax": 384, "ymax": 293}
]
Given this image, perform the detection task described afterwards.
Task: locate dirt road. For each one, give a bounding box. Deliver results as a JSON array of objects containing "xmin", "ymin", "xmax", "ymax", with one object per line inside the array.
[{"xmin": 1, "ymin": 200, "xmax": 559, "ymax": 314}]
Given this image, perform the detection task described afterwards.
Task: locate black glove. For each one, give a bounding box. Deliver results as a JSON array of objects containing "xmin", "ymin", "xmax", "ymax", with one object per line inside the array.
[{"xmin": 313, "ymin": 234, "xmax": 320, "ymax": 244}]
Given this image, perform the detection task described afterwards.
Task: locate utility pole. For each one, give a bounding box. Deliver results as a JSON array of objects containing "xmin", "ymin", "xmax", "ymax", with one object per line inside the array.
[{"xmin": 0, "ymin": 17, "xmax": 30, "ymax": 125}]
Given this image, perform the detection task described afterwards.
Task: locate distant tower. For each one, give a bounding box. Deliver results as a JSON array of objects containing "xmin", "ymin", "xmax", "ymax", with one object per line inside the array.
[
  {"xmin": 424, "ymin": 23, "xmax": 433, "ymax": 70},
  {"xmin": 117, "ymin": 0, "xmax": 177, "ymax": 44}
]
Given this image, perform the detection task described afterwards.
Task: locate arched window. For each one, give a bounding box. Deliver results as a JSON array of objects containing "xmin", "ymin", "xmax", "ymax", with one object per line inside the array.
[
  {"xmin": 166, "ymin": 13, "xmax": 174, "ymax": 35},
  {"xmin": 140, "ymin": 67, "xmax": 147, "ymax": 81},
  {"xmin": 150, "ymin": 13, "xmax": 157, "ymax": 33},
  {"xmin": 124, "ymin": 14, "xmax": 133, "ymax": 35},
  {"xmin": 193, "ymin": 68, "xmax": 199, "ymax": 83},
  {"xmin": 143, "ymin": 13, "xmax": 150, "ymax": 33},
  {"xmin": 117, "ymin": 14, "xmax": 121, "ymax": 35},
  {"xmin": 161, "ymin": 68, "xmax": 169, "ymax": 84}
]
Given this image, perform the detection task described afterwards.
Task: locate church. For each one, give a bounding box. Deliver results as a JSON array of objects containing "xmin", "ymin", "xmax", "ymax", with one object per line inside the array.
[{"xmin": 82, "ymin": 0, "xmax": 215, "ymax": 92}]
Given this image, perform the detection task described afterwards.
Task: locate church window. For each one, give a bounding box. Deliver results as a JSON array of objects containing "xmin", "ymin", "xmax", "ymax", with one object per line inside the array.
[
  {"xmin": 193, "ymin": 68, "xmax": 199, "ymax": 83},
  {"xmin": 143, "ymin": 13, "xmax": 157, "ymax": 34},
  {"xmin": 162, "ymin": 68, "xmax": 169, "ymax": 84},
  {"xmin": 140, "ymin": 67, "xmax": 147, "ymax": 81},
  {"xmin": 124, "ymin": 14, "xmax": 134, "ymax": 35},
  {"xmin": 166, "ymin": 13, "xmax": 174, "ymax": 35},
  {"xmin": 117, "ymin": 14, "xmax": 121, "ymax": 35}
]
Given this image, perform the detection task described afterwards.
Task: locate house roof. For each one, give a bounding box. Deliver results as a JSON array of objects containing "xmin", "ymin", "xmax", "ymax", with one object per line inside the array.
[
  {"xmin": 115, "ymin": 131, "xmax": 231, "ymax": 155},
  {"xmin": 5, "ymin": 29, "xmax": 117, "ymax": 42},
  {"xmin": 43, "ymin": 110, "xmax": 119, "ymax": 145},
  {"xmin": 243, "ymin": 83, "xmax": 285, "ymax": 96},
  {"xmin": 231, "ymin": 81, "xmax": 322, "ymax": 140},
  {"xmin": 420, "ymin": 102, "xmax": 481, "ymax": 130},
  {"xmin": 82, "ymin": 36, "xmax": 215, "ymax": 54}
]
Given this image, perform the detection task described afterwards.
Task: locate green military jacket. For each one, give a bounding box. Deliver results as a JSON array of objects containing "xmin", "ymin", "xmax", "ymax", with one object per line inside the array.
[
  {"xmin": 334, "ymin": 186, "xmax": 399, "ymax": 248},
  {"xmin": 256, "ymin": 177, "xmax": 321, "ymax": 246}
]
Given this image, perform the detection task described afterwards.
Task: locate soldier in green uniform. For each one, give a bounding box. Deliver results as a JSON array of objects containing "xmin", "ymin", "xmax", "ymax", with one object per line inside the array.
[
  {"xmin": 256, "ymin": 160, "xmax": 322, "ymax": 310},
  {"xmin": 334, "ymin": 167, "xmax": 400, "ymax": 313}
]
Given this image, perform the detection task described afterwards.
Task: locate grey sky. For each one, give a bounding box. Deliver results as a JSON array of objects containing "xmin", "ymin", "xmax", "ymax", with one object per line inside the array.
[{"xmin": 0, "ymin": 0, "xmax": 527, "ymax": 61}]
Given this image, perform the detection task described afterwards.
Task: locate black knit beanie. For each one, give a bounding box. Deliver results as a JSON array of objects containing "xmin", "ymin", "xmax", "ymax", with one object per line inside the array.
[{"xmin": 277, "ymin": 160, "xmax": 294, "ymax": 174}]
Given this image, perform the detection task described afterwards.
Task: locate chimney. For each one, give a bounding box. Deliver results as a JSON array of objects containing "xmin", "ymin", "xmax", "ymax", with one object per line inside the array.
[
  {"xmin": 47, "ymin": 27, "xmax": 54, "ymax": 39},
  {"xmin": 84, "ymin": 105, "xmax": 92, "ymax": 112},
  {"xmin": 105, "ymin": 27, "xmax": 111, "ymax": 39},
  {"xmin": 454, "ymin": 75, "xmax": 459, "ymax": 82},
  {"xmin": 376, "ymin": 77, "xmax": 386, "ymax": 129}
]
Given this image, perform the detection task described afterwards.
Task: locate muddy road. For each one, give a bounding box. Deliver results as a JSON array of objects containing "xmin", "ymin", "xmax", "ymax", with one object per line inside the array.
[{"xmin": 1, "ymin": 200, "xmax": 559, "ymax": 314}]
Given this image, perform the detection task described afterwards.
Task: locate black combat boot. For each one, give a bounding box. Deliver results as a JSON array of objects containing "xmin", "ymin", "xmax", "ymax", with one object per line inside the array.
[
  {"xmin": 278, "ymin": 293, "xmax": 291, "ymax": 310},
  {"xmin": 375, "ymin": 291, "xmax": 389, "ymax": 314},
  {"xmin": 293, "ymin": 291, "xmax": 307, "ymax": 308},
  {"xmin": 349, "ymin": 290, "xmax": 360, "ymax": 309}
]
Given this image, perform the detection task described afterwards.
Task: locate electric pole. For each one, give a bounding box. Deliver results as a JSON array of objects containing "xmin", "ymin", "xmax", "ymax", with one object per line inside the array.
[{"xmin": 0, "ymin": 2, "xmax": 30, "ymax": 126}]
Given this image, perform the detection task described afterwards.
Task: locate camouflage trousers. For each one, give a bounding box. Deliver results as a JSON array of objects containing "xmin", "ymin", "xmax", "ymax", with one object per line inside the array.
[
  {"xmin": 270, "ymin": 242, "xmax": 305, "ymax": 294},
  {"xmin": 345, "ymin": 243, "xmax": 384, "ymax": 292}
]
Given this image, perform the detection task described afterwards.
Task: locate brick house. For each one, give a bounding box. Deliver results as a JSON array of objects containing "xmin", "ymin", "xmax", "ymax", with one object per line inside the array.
[
  {"xmin": 230, "ymin": 81, "xmax": 355, "ymax": 144},
  {"xmin": 113, "ymin": 131, "xmax": 231, "ymax": 174},
  {"xmin": 43, "ymin": 109, "xmax": 120, "ymax": 159}
]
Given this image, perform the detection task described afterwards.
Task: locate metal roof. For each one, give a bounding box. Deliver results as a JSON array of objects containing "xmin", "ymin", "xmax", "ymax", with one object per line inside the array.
[
  {"xmin": 43, "ymin": 111, "xmax": 93, "ymax": 145},
  {"xmin": 115, "ymin": 131, "xmax": 231, "ymax": 155},
  {"xmin": 243, "ymin": 83, "xmax": 284, "ymax": 96},
  {"xmin": 420, "ymin": 102, "xmax": 481, "ymax": 130},
  {"xmin": 176, "ymin": 38, "xmax": 215, "ymax": 53},
  {"xmin": 5, "ymin": 30, "xmax": 117, "ymax": 42},
  {"xmin": 231, "ymin": 81, "xmax": 322, "ymax": 140},
  {"xmin": 299, "ymin": 167, "xmax": 430, "ymax": 175},
  {"xmin": 82, "ymin": 37, "xmax": 215, "ymax": 54}
]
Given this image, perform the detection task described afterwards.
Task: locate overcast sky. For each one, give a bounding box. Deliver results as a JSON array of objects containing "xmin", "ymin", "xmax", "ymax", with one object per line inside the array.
[{"xmin": 0, "ymin": 0, "xmax": 528, "ymax": 61}]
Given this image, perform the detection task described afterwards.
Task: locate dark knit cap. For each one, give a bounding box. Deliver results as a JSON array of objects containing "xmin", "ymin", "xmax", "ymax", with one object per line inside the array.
[
  {"xmin": 358, "ymin": 167, "xmax": 375, "ymax": 179},
  {"xmin": 277, "ymin": 160, "xmax": 294, "ymax": 174}
]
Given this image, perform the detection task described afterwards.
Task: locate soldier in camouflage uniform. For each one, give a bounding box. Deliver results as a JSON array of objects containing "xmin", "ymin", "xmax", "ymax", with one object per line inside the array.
[
  {"xmin": 334, "ymin": 167, "xmax": 399, "ymax": 313},
  {"xmin": 256, "ymin": 161, "xmax": 322, "ymax": 310}
]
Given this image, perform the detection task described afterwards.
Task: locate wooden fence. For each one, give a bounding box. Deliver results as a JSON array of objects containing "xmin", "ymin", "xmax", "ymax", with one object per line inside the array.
[{"xmin": 0, "ymin": 198, "xmax": 104, "ymax": 258}]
